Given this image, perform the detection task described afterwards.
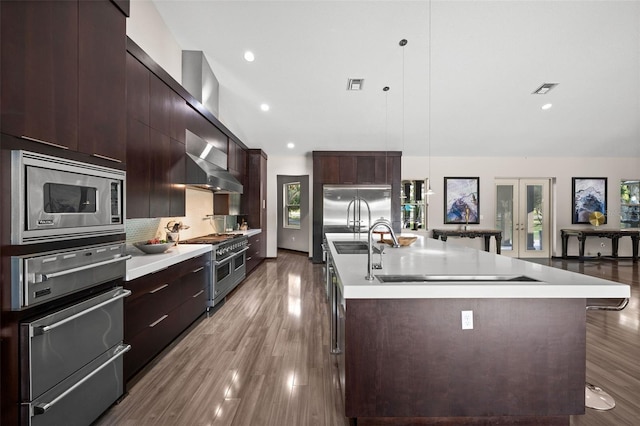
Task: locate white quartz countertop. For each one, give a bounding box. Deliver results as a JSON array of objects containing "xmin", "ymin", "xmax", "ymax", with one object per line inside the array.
[
  {"xmin": 126, "ymin": 244, "xmax": 212, "ymax": 281},
  {"xmin": 326, "ymin": 233, "xmax": 630, "ymax": 299},
  {"xmin": 229, "ymin": 229, "xmax": 262, "ymax": 237}
]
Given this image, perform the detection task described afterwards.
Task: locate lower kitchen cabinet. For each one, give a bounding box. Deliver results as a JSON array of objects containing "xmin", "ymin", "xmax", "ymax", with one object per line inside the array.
[
  {"xmin": 123, "ymin": 254, "xmax": 209, "ymax": 382},
  {"xmin": 246, "ymin": 233, "xmax": 264, "ymax": 274}
]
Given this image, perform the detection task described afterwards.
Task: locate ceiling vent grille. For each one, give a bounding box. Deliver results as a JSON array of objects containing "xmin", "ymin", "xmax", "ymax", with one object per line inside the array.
[
  {"xmin": 532, "ymin": 83, "xmax": 558, "ymax": 95},
  {"xmin": 347, "ymin": 78, "xmax": 364, "ymax": 91}
]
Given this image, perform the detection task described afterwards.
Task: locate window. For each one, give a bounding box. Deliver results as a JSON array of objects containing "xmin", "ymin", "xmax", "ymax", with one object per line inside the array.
[
  {"xmin": 620, "ymin": 180, "xmax": 640, "ymax": 229},
  {"xmin": 284, "ymin": 182, "xmax": 301, "ymax": 229}
]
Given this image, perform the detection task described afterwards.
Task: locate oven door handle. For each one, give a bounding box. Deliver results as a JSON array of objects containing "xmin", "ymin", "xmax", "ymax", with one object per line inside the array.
[
  {"xmin": 34, "ymin": 289, "xmax": 132, "ymax": 336},
  {"xmin": 32, "ymin": 343, "xmax": 131, "ymax": 416},
  {"xmin": 38, "ymin": 255, "xmax": 131, "ymax": 282},
  {"xmin": 214, "ymin": 247, "xmax": 249, "ymax": 266}
]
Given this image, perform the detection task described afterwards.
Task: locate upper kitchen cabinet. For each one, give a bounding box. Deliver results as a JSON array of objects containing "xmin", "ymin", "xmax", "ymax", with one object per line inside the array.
[
  {"xmin": 228, "ymin": 140, "xmax": 247, "ymax": 184},
  {"xmin": 246, "ymin": 150, "xmax": 267, "ymax": 231},
  {"xmin": 125, "ymin": 51, "xmax": 186, "ymax": 219},
  {"xmin": 78, "ymin": 0, "xmax": 127, "ymax": 163},
  {"xmin": 149, "ymin": 73, "xmax": 187, "ymax": 144},
  {"xmin": 1, "ymin": 0, "xmax": 79, "ymax": 150},
  {"xmin": 126, "ymin": 54, "xmax": 150, "ymax": 125},
  {"xmin": 1, "ymin": 0, "xmax": 128, "ymax": 161}
]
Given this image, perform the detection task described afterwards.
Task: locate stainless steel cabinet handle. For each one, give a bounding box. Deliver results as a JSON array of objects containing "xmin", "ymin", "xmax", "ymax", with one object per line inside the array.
[
  {"xmin": 192, "ymin": 290, "xmax": 204, "ymax": 298},
  {"xmin": 149, "ymin": 284, "xmax": 169, "ymax": 294},
  {"xmin": 149, "ymin": 315, "xmax": 168, "ymax": 328},
  {"xmin": 32, "ymin": 343, "xmax": 131, "ymax": 416},
  {"xmin": 39, "ymin": 255, "xmax": 131, "ymax": 281},
  {"xmin": 191, "ymin": 266, "xmax": 204, "ymax": 274},
  {"xmin": 21, "ymin": 135, "xmax": 69, "ymax": 150},
  {"xmin": 36, "ymin": 289, "xmax": 131, "ymax": 335}
]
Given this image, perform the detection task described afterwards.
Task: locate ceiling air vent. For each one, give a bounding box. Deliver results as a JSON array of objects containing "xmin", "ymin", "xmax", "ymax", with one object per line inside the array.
[
  {"xmin": 532, "ymin": 83, "xmax": 558, "ymax": 95},
  {"xmin": 347, "ymin": 78, "xmax": 364, "ymax": 91}
]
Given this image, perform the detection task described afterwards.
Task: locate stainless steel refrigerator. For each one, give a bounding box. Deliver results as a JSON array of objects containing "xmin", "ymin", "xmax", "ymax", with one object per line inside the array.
[{"xmin": 322, "ymin": 185, "xmax": 392, "ymax": 234}]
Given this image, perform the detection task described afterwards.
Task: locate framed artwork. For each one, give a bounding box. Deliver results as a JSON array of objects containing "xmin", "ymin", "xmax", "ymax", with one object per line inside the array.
[
  {"xmin": 572, "ymin": 177, "xmax": 607, "ymax": 224},
  {"xmin": 444, "ymin": 177, "xmax": 480, "ymax": 224}
]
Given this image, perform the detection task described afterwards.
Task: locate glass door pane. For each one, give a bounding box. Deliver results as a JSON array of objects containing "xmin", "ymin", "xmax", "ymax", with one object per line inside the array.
[
  {"xmin": 524, "ymin": 184, "xmax": 544, "ymax": 251},
  {"xmin": 496, "ymin": 183, "xmax": 515, "ymax": 254}
]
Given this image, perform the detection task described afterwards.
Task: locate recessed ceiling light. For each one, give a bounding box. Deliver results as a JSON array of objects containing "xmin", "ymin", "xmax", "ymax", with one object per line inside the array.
[
  {"xmin": 532, "ymin": 83, "xmax": 558, "ymax": 95},
  {"xmin": 244, "ymin": 51, "xmax": 255, "ymax": 62},
  {"xmin": 541, "ymin": 103, "xmax": 553, "ymax": 110},
  {"xmin": 287, "ymin": 142, "xmax": 295, "ymax": 149},
  {"xmin": 260, "ymin": 103, "xmax": 270, "ymax": 111}
]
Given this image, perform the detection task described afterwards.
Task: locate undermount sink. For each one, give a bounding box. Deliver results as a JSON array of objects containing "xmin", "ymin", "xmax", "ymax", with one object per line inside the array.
[
  {"xmin": 332, "ymin": 240, "xmax": 384, "ymax": 255},
  {"xmin": 375, "ymin": 274, "xmax": 539, "ymax": 283}
]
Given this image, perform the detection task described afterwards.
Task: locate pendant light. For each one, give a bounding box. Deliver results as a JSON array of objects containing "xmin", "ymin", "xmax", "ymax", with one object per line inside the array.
[
  {"xmin": 400, "ymin": 38, "xmax": 407, "ymax": 199},
  {"xmin": 426, "ymin": 0, "xmax": 435, "ymax": 196}
]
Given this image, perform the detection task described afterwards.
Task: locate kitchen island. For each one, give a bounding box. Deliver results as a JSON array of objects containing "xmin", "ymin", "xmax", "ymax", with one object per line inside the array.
[{"xmin": 325, "ymin": 233, "xmax": 630, "ymax": 426}]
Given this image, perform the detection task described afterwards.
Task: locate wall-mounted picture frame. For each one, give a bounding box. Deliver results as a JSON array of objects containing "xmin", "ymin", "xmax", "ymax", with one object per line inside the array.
[
  {"xmin": 444, "ymin": 177, "xmax": 480, "ymax": 224},
  {"xmin": 572, "ymin": 177, "xmax": 607, "ymax": 224}
]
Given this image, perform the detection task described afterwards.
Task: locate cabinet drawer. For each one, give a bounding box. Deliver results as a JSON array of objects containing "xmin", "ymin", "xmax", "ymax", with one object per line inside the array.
[
  {"xmin": 124, "ymin": 282, "xmax": 173, "ymax": 339},
  {"xmin": 125, "ymin": 267, "xmax": 181, "ymax": 303},
  {"xmin": 124, "ymin": 310, "xmax": 177, "ymax": 381}
]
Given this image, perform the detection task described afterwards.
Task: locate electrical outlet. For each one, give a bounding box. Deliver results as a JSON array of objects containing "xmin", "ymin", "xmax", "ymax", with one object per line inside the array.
[{"xmin": 461, "ymin": 310, "xmax": 474, "ymax": 330}]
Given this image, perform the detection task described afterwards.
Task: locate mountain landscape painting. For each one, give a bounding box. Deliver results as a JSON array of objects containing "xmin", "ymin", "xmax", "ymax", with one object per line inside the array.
[{"xmin": 572, "ymin": 177, "xmax": 607, "ymax": 224}]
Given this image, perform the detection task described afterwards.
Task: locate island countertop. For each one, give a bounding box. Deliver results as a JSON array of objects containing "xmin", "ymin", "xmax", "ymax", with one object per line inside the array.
[{"xmin": 325, "ymin": 233, "xmax": 630, "ymax": 299}]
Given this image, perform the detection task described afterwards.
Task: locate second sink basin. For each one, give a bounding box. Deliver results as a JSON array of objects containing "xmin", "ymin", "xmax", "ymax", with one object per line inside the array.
[
  {"xmin": 375, "ymin": 274, "xmax": 539, "ymax": 283},
  {"xmin": 333, "ymin": 241, "xmax": 369, "ymax": 254}
]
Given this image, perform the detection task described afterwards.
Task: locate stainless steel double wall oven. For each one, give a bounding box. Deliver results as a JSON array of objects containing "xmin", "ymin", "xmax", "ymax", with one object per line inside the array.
[{"xmin": 7, "ymin": 150, "xmax": 130, "ymax": 426}]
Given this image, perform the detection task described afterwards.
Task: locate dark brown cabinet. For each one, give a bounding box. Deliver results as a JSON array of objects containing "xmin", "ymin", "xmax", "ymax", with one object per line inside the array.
[
  {"xmin": 312, "ymin": 151, "xmax": 402, "ymax": 262},
  {"xmin": 0, "ymin": 0, "xmax": 79, "ymax": 150},
  {"xmin": 125, "ymin": 52, "xmax": 186, "ymax": 218},
  {"xmin": 126, "ymin": 118, "xmax": 151, "ymax": 218},
  {"xmin": 245, "ymin": 150, "xmax": 268, "ymax": 272},
  {"xmin": 78, "ymin": 0, "xmax": 126, "ymax": 163},
  {"xmin": 228, "ymin": 140, "xmax": 246, "ymax": 184},
  {"xmin": 246, "ymin": 233, "xmax": 264, "ymax": 275},
  {"xmin": 124, "ymin": 254, "xmax": 209, "ymax": 382},
  {"xmin": 1, "ymin": 0, "xmax": 126, "ymax": 161}
]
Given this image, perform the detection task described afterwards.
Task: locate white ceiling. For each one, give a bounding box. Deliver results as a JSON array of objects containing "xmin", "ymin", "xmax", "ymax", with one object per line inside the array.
[{"xmin": 152, "ymin": 0, "xmax": 640, "ymax": 158}]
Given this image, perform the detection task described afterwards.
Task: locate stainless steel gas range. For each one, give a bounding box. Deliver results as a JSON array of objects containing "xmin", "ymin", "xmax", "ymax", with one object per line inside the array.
[{"xmin": 181, "ymin": 234, "xmax": 249, "ymax": 307}]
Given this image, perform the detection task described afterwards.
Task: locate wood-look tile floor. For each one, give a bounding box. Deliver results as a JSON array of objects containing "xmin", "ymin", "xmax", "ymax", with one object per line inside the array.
[{"xmin": 96, "ymin": 252, "xmax": 639, "ymax": 426}]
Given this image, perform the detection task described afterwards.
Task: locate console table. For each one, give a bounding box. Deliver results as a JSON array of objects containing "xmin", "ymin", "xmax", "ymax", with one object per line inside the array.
[
  {"xmin": 560, "ymin": 229, "xmax": 639, "ymax": 261},
  {"xmin": 431, "ymin": 229, "xmax": 502, "ymax": 254}
]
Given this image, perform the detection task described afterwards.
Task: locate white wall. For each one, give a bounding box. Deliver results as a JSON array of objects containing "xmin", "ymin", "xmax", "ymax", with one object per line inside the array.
[
  {"xmin": 266, "ymin": 155, "xmax": 314, "ymax": 257},
  {"xmin": 126, "ymin": 0, "xmax": 183, "ymax": 82},
  {"xmin": 264, "ymin": 155, "xmax": 640, "ymax": 259},
  {"xmin": 403, "ymin": 156, "xmax": 640, "ymax": 257}
]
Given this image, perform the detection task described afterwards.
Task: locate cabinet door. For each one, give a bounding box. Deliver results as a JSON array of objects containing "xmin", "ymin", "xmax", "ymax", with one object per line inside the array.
[
  {"xmin": 169, "ymin": 138, "xmax": 186, "ymax": 216},
  {"xmin": 126, "ymin": 118, "xmax": 151, "ymax": 218},
  {"xmin": 356, "ymin": 156, "xmax": 376, "ymax": 184},
  {"xmin": 170, "ymin": 96, "xmax": 187, "ymax": 143},
  {"xmin": 339, "ymin": 157, "xmax": 356, "ymax": 184},
  {"xmin": 149, "ymin": 74, "xmax": 173, "ymax": 137},
  {"xmin": 314, "ymin": 155, "xmax": 340, "ymax": 184},
  {"xmin": 1, "ymin": 0, "xmax": 78, "ymax": 150},
  {"xmin": 149, "ymin": 128, "xmax": 171, "ymax": 218},
  {"xmin": 126, "ymin": 53, "xmax": 149, "ymax": 125},
  {"xmin": 78, "ymin": 0, "xmax": 126, "ymax": 163}
]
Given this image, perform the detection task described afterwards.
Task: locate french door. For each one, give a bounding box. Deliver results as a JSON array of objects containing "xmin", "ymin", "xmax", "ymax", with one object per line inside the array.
[{"xmin": 495, "ymin": 179, "xmax": 551, "ymax": 258}]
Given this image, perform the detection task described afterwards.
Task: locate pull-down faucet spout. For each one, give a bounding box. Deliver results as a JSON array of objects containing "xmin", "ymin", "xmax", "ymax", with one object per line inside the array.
[{"xmin": 366, "ymin": 218, "xmax": 399, "ymax": 281}]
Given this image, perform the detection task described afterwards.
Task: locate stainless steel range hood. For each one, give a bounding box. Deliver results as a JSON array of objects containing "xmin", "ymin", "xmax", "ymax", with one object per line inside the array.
[{"xmin": 184, "ymin": 130, "xmax": 243, "ymax": 194}]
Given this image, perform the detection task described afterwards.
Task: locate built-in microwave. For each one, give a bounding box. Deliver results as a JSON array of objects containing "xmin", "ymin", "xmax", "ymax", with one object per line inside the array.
[{"xmin": 11, "ymin": 150, "xmax": 126, "ymax": 244}]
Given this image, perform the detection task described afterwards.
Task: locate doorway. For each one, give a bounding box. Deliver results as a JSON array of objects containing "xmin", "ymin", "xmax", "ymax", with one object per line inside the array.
[
  {"xmin": 495, "ymin": 179, "xmax": 551, "ymax": 258},
  {"xmin": 277, "ymin": 175, "xmax": 310, "ymax": 253}
]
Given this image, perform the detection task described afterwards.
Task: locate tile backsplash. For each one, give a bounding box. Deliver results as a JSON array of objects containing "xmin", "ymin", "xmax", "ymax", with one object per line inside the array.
[{"xmin": 125, "ymin": 187, "xmax": 242, "ymax": 243}]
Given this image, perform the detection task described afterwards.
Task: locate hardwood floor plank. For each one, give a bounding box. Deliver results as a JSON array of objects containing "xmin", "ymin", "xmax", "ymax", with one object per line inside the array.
[{"xmin": 95, "ymin": 252, "xmax": 637, "ymax": 426}]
